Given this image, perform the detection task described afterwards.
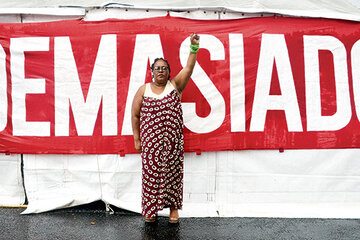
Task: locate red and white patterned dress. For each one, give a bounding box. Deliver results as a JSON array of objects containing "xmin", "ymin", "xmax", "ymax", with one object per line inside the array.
[{"xmin": 140, "ymin": 81, "xmax": 184, "ymax": 218}]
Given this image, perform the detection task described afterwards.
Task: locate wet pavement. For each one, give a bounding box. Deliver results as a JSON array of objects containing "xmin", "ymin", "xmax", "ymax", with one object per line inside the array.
[{"xmin": 1, "ymin": 204, "xmax": 360, "ymax": 240}]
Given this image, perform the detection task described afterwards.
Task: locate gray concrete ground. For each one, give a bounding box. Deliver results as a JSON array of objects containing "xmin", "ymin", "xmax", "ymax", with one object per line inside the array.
[{"xmin": 0, "ymin": 204, "xmax": 360, "ymax": 240}]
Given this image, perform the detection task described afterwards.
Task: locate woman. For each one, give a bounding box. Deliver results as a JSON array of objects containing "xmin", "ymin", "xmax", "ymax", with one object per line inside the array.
[{"xmin": 131, "ymin": 33, "xmax": 200, "ymax": 223}]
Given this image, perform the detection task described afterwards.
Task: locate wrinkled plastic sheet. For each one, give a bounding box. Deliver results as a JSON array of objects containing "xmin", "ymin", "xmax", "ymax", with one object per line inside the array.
[
  {"xmin": 0, "ymin": 154, "xmax": 25, "ymax": 206},
  {"xmin": 22, "ymin": 150, "xmax": 360, "ymax": 218},
  {"xmin": 1, "ymin": 0, "xmax": 360, "ymax": 21}
]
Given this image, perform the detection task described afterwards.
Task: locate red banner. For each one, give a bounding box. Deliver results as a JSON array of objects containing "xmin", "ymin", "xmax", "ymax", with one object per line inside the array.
[{"xmin": 0, "ymin": 16, "xmax": 360, "ymax": 154}]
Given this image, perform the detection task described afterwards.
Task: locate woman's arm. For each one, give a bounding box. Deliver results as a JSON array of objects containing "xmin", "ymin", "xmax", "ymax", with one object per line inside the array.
[
  {"xmin": 131, "ymin": 85, "xmax": 145, "ymax": 152},
  {"xmin": 172, "ymin": 33, "xmax": 200, "ymax": 93}
]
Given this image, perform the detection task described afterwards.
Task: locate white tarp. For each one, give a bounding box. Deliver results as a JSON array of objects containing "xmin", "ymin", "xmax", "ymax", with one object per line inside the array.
[
  {"xmin": 0, "ymin": 154, "xmax": 25, "ymax": 206},
  {"xmin": 1, "ymin": 0, "xmax": 360, "ymax": 21},
  {"xmin": 22, "ymin": 150, "xmax": 360, "ymax": 218}
]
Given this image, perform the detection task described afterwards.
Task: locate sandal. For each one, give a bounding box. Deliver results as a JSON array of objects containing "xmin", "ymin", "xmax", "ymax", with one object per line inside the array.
[
  {"xmin": 169, "ymin": 217, "xmax": 179, "ymax": 224},
  {"xmin": 145, "ymin": 216, "xmax": 157, "ymax": 223}
]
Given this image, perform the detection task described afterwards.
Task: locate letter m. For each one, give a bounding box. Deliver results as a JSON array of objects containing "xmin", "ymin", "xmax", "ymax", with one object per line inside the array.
[{"xmin": 55, "ymin": 35, "xmax": 117, "ymax": 136}]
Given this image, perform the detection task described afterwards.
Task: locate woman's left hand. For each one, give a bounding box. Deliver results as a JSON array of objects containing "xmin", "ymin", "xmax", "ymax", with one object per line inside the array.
[
  {"xmin": 135, "ymin": 139, "xmax": 142, "ymax": 153},
  {"xmin": 190, "ymin": 33, "xmax": 200, "ymax": 45}
]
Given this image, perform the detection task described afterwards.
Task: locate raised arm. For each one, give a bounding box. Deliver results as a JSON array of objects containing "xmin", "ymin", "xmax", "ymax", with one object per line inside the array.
[
  {"xmin": 131, "ymin": 85, "xmax": 145, "ymax": 152},
  {"xmin": 172, "ymin": 33, "xmax": 200, "ymax": 93}
]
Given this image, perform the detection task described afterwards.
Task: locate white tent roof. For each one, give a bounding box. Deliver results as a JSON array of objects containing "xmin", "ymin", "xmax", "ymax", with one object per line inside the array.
[
  {"xmin": 1, "ymin": 0, "xmax": 360, "ymax": 21},
  {"xmin": 0, "ymin": 0, "xmax": 358, "ymax": 9}
]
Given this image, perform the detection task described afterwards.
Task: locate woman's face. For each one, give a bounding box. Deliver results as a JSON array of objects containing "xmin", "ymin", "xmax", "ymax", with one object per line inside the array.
[{"xmin": 152, "ymin": 60, "xmax": 170, "ymax": 85}]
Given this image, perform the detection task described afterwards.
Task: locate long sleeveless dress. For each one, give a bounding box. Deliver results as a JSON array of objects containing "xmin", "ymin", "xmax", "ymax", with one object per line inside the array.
[{"xmin": 140, "ymin": 81, "xmax": 184, "ymax": 218}]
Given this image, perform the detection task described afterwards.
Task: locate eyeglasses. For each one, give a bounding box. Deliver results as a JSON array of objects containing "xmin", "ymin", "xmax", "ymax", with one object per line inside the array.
[{"xmin": 152, "ymin": 66, "xmax": 169, "ymax": 71}]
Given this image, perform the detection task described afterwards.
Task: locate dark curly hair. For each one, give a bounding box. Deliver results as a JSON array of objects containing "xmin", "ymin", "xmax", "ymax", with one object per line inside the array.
[{"xmin": 151, "ymin": 57, "xmax": 171, "ymax": 80}]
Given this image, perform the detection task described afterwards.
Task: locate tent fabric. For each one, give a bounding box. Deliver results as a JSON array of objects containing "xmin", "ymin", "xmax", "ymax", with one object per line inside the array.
[
  {"xmin": 0, "ymin": 1, "xmax": 360, "ymax": 21},
  {"xmin": 82, "ymin": 8, "xmax": 269, "ymax": 21},
  {"xmin": 0, "ymin": 0, "xmax": 358, "ymax": 10},
  {"xmin": 22, "ymin": 150, "xmax": 360, "ymax": 218},
  {"xmin": 0, "ymin": 8, "xmax": 85, "ymax": 15},
  {"xmin": 0, "ymin": 154, "xmax": 25, "ymax": 206}
]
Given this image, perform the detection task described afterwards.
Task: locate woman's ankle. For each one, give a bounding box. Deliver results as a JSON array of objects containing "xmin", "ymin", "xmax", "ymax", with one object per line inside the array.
[{"xmin": 170, "ymin": 208, "xmax": 179, "ymax": 218}]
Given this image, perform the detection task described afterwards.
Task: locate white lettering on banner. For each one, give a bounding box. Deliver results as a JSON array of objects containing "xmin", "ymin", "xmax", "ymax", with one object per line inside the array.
[
  {"xmin": 351, "ymin": 40, "xmax": 360, "ymax": 122},
  {"xmin": 0, "ymin": 44, "xmax": 6, "ymax": 131},
  {"xmin": 55, "ymin": 35, "xmax": 117, "ymax": 136},
  {"xmin": 229, "ymin": 34, "xmax": 246, "ymax": 132},
  {"xmin": 181, "ymin": 34, "xmax": 226, "ymax": 133},
  {"xmin": 304, "ymin": 35, "xmax": 351, "ymax": 131},
  {"xmin": 121, "ymin": 34, "xmax": 164, "ymax": 135},
  {"xmin": 4, "ymin": 33, "xmax": 359, "ymax": 138},
  {"xmin": 250, "ymin": 34, "xmax": 302, "ymax": 132},
  {"xmin": 11, "ymin": 37, "xmax": 50, "ymax": 136}
]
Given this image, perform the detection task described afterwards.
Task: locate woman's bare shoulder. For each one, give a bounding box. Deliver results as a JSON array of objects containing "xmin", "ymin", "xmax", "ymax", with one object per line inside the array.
[{"xmin": 136, "ymin": 84, "xmax": 146, "ymax": 96}]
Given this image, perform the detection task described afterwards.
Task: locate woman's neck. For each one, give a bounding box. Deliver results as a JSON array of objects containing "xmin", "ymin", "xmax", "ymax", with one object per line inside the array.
[{"xmin": 153, "ymin": 81, "xmax": 167, "ymax": 87}]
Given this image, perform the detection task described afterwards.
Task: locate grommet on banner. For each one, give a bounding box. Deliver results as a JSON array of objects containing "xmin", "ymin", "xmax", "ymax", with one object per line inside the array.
[
  {"xmin": 119, "ymin": 150, "xmax": 125, "ymax": 157},
  {"xmin": 279, "ymin": 148, "xmax": 284, "ymax": 153}
]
